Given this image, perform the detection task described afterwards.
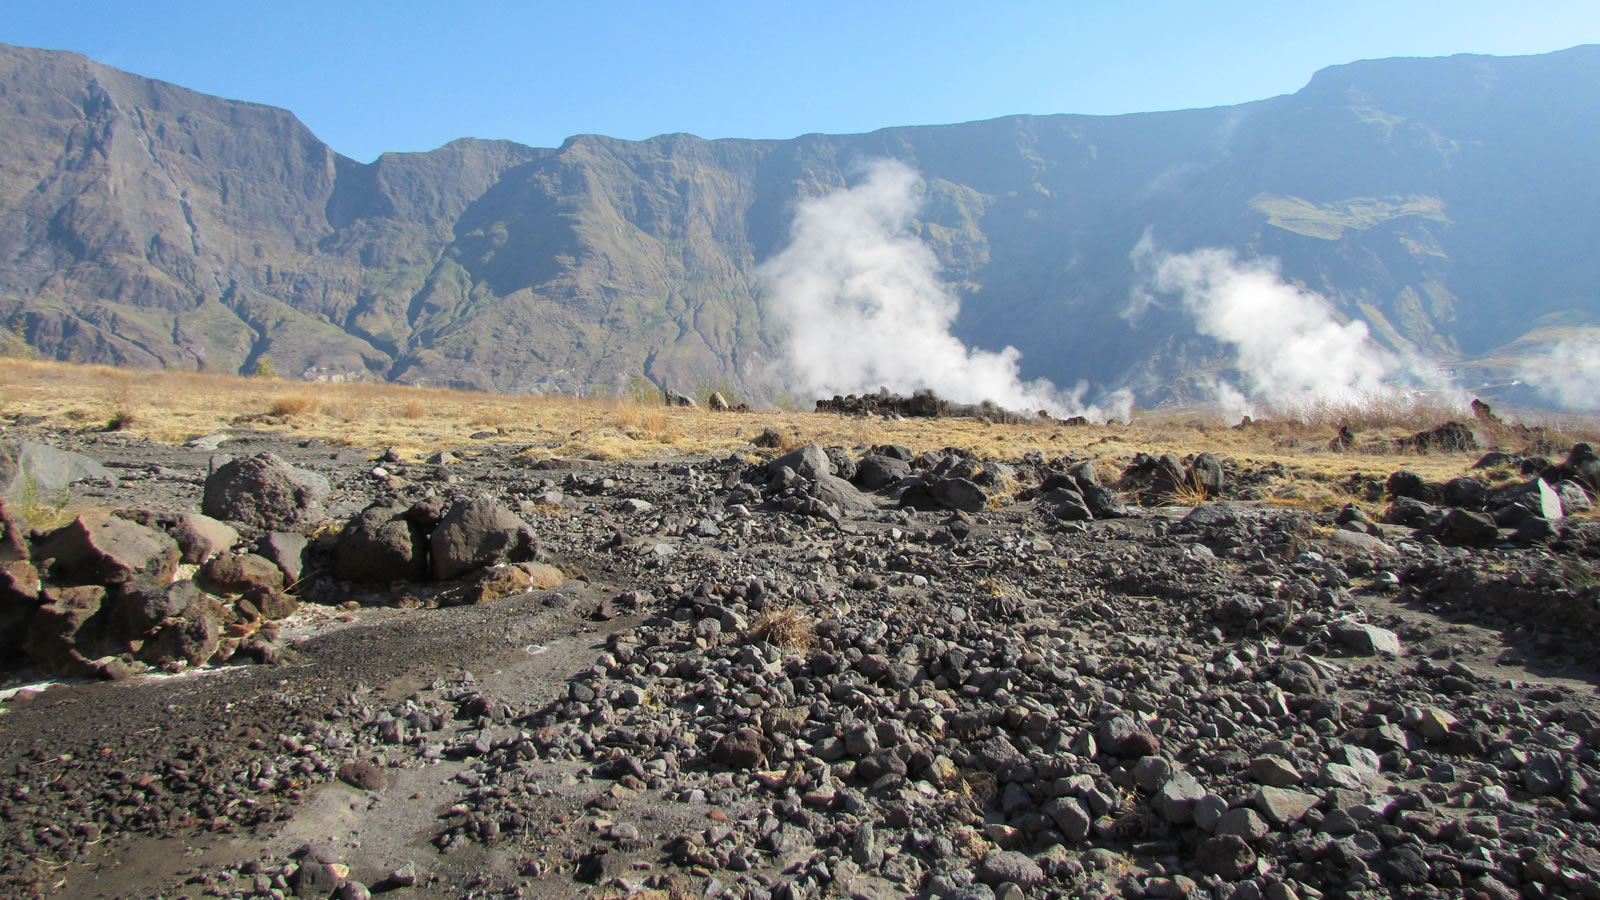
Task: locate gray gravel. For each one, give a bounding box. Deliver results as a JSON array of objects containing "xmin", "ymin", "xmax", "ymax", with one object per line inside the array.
[{"xmin": 2, "ymin": 425, "xmax": 1600, "ymax": 900}]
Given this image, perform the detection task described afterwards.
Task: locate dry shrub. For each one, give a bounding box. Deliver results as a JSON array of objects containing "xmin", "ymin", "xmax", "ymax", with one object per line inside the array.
[
  {"xmin": 775, "ymin": 430, "xmax": 810, "ymax": 453},
  {"xmin": 102, "ymin": 376, "xmax": 141, "ymax": 431},
  {"xmin": 270, "ymin": 393, "xmax": 320, "ymax": 417},
  {"xmin": 472, "ymin": 406, "xmax": 512, "ymax": 429},
  {"xmin": 400, "ymin": 399, "xmax": 426, "ymax": 419},
  {"xmin": 749, "ymin": 607, "xmax": 816, "ymax": 651}
]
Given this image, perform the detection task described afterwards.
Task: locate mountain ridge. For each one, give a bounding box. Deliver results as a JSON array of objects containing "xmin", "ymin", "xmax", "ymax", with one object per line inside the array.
[{"xmin": 1, "ymin": 41, "xmax": 1597, "ymax": 407}]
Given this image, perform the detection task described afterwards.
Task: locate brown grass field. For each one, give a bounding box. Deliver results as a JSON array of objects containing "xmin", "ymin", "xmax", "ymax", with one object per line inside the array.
[{"xmin": 2, "ymin": 358, "xmax": 1595, "ymax": 511}]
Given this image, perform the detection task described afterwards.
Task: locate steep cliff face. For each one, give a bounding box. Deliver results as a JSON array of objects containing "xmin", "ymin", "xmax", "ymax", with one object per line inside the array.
[
  {"xmin": 2, "ymin": 42, "xmax": 1597, "ymax": 404},
  {"xmin": 0, "ymin": 43, "xmax": 544, "ymax": 382}
]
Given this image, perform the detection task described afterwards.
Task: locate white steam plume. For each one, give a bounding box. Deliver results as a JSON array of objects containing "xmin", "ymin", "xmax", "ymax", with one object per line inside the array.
[
  {"xmin": 760, "ymin": 159, "xmax": 1129, "ymax": 421},
  {"xmin": 1518, "ymin": 334, "xmax": 1600, "ymax": 410},
  {"xmin": 1129, "ymin": 233, "xmax": 1455, "ymax": 415}
]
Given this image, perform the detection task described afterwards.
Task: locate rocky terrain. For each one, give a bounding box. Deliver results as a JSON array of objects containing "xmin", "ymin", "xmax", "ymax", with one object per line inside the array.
[{"xmin": 2, "ymin": 419, "xmax": 1600, "ymax": 900}]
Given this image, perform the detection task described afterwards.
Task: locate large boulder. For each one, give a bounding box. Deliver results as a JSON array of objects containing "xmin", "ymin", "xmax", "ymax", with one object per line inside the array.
[
  {"xmin": 0, "ymin": 440, "xmax": 115, "ymax": 501},
  {"xmin": 1189, "ymin": 453, "xmax": 1225, "ymax": 497},
  {"xmin": 1179, "ymin": 504, "xmax": 1241, "ymax": 532},
  {"xmin": 1556, "ymin": 480, "xmax": 1592, "ymax": 513},
  {"xmin": 769, "ymin": 444, "xmax": 873, "ymax": 513},
  {"xmin": 1150, "ymin": 453, "xmax": 1188, "ymax": 499},
  {"xmin": 1083, "ymin": 485, "xmax": 1130, "ymax": 518},
  {"xmin": 0, "ymin": 499, "xmax": 27, "ymax": 562},
  {"xmin": 258, "ymin": 532, "xmax": 309, "ymax": 585},
  {"xmin": 1068, "ymin": 460, "xmax": 1099, "ymax": 490},
  {"xmin": 1119, "ymin": 452, "xmax": 1188, "ymax": 504},
  {"xmin": 0, "ymin": 560, "xmax": 42, "ymax": 664},
  {"xmin": 1490, "ymin": 478, "xmax": 1564, "ymax": 527},
  {"xmin": 1385, "ymin": 470, "xmax": 1432, "ymax": 502},
  {"xmin": 200, "ymin": 553, "xmax": 285, "ymax": 596},
  {"xmin": 1561, "ymin": 443, "xmax": 1600, "ymax": 490},
  {"xmin": 25, "ymin": 585, "xmax": 108, "ymax": 674},
  {"xmin": 202, "ymin": 453, "xmax": 329, "ymax": 531},
  {"xmin": 1050, "ymin": 487, "xmax": 1094, "ymax": 522},
  {"xmin": 928, "ymin": 477, "xmax": 988, "ymax": 513},
  {"xmin": 121, "ymin": 509, "xmax": 240, "ymax": 564},
  {"xmin": 1442, "ymin": 508, "xmax": 1501, "ymax": 546},
  {"xmin": 114, "ymin": 576, "xmax": 199, "ymax": 635},
  {"xmin": 1442, "ymin": 476, "xmax": 1489, "ymax": 509},
  {"xmin": 854, "ymin": 455, "xmax": 911, "ymax": 490},
  {"xmin": 767, "ymin": 444, "xmax": 832, "ymax": 481},
  {"xmin": 823, "ymin": 447, "xmax": 857, "ymax": 482},
  {"xmin": 32, "ymin": 513, "xmax": 180, "ymax": 586},
  {"xmin": 336, "ymin": 503, "xmax": 429, "ymax": 583},
  {"xmin": 1396, "ymin": 421, "xmax": 1479, "ymax": 453},
  {"xmin": 168, "ymin": 514, "xmax": 240, "ymax": 564},
  {"xmin": 811, "ymin": 476, "xmax": 874, "ymax": 514},
  {"xmin": 431, "ymin": 496, "xmax": 537, "ymax": 581},
  {"xmin": 140, "ymin": 610, "xmax": 221, "ymax": 669},
  {"xmin": 1383, "ymin": 496, "xmax": 1438, "ymax": 527}
]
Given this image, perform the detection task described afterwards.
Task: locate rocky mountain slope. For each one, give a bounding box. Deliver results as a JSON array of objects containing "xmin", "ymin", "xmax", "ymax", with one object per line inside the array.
[{"xmin": 1, "ymin": 42, "xmax": 1597, "ymax": 403}]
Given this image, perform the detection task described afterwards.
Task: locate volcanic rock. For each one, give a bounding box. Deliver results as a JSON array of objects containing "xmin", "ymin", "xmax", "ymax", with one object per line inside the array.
[
  {"xmin": 258, "ymin": 531, "xmax": 309, "ymax": 584},
  {"xmin": 1442, "ymin": 508, "xmax": 1500, "ymax": 545},
  {"xmin": 115, "ymin": 575, "xmax": 199, "ymax": 634},
  {"xmin": 1190, "ymin": 452, "xmax": 1225, "ymax": 496},
  {"xmin": 336, "ymin": 503, "xmax": 428, "ymax": 583},
  {"xmin": 0, "ymin": 440, "xmax": 115, "ymax": 500},
  {"xmin": 200, "ymin": 553, "xmax": 285, "ymax": 595},
  {"xmin": 1082, "ymin": 484, "xmax": 1129, "ymax": 518},
  {"xmin": 25, "ymin": 585, "xmax": 108, "ymax": 673},
  {"xmin": 1332, "ymin": 621, "xmax": 1401, "ymax": 656},
  {"xmin": 202, "ymin": 453, "xmax": 330, "ymax": 531},
  {"xmin": 855, "ymin": 455, "xmax": 911, "ymax": 490},
  {"xmin": 166, "ymin": 513, "xmax": 240, "ymax": 564},
  {"xmin": 1195, "ymin": 835, "xmax": 1257, "ymax": 880},
  {"xmin": 33, "ymin": 512, "xmax": 180, "ymax": 586},
  {"xmin": 929, "ymin": 477, "xmax": 988, "ymax": 513},
  {"xmin": 430, "ymin": 496, "xmax": 537, "ymax": 581}
]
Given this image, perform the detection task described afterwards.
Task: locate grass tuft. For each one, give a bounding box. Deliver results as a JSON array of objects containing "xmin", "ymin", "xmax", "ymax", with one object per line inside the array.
[
  {"xmin": 749, "ymin": 607, "xmax": 817, "ymax": 651},
  {"xmin": 1160, "ymin": 471, "xmax": 1211, "ymax": 506}
]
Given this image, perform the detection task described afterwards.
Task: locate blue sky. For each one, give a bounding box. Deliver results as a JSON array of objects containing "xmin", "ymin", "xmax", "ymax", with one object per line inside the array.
[{"xmin": 6, "ymin": 1, "xmax": 1598, "ymax": 162}]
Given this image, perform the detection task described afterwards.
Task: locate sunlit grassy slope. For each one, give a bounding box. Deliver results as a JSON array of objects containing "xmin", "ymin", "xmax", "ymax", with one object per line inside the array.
[{"xmin": 2, "ymin": 359, "xmax": 1594, "ymax": 509}]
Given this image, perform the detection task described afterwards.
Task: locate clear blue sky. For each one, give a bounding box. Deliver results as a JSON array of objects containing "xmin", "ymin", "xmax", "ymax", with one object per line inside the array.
[{"xmin": 6, "ymin": 1, "xmax": 1598, "ymax": 162}]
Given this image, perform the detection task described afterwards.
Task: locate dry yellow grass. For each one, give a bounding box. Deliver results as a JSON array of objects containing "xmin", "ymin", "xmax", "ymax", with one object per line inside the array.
[
  {"xmin": 269, "ymin": 393, "xmax": 321, "ymax": 417},
  {"xmin": 0, "ymin": 358, "xmax": 1593, "ymax": 501}
]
